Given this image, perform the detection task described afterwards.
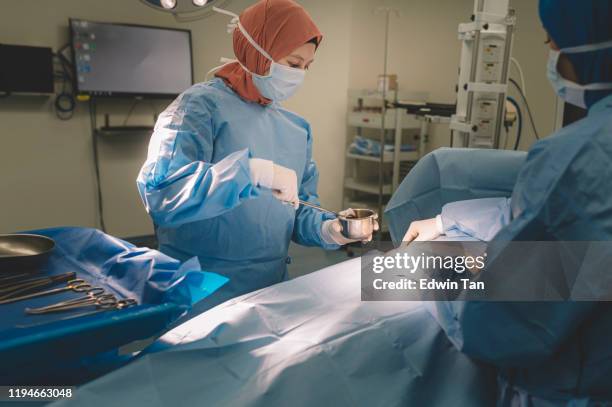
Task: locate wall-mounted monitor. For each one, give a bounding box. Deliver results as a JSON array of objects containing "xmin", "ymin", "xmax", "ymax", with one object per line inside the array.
[
  {"xmin": 0, "ymin": 44, "xmax": 54, "ymax": 94},
  {"xmin": 69, "ymin": 19, "xmax": 193, "ymax": 98}
]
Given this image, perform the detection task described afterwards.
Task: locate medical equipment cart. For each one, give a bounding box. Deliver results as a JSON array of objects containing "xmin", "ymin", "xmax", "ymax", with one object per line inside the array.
[{"xmin": 343, "ymin": 89, "xmax": 428, "ymax": 230}]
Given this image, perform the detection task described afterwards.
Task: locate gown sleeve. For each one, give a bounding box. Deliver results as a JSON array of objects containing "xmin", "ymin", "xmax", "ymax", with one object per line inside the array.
[
  {"xmin": 136, "ymin": 90, "xmax": 259, "ymax": 228},
  {"xmin": 432, "ymin": 131, "xmax": 605, "ymax": 367},
  {"xmin": 291, "ymin": 126, "xmax": 339, "ymax": 250},
  {"xmin": 440, "ymin": 197, "xmax": 512, "ymax": 241}
]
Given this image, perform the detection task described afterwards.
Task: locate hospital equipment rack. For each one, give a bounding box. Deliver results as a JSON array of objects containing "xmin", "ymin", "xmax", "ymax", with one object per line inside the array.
[{"xmin": 344, "ymin": 89, "xmax": 428, "ymax": 231}]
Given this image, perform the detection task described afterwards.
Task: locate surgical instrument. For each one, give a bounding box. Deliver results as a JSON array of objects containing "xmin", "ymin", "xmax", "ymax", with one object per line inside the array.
[
  {"xmin": 0, "ymin": 272, "xmax": 76, "ymax": 299},
  {"xmin": 296, "ymin": 200, "xmax": 339, "ymax": 216},
  {"xmin": 16, "ymin": 299, "xmax": 138, "ymax": 329},
  {"xmin": 25, "ymin": 293, "xmax": 117, "ymax": 315},
  {"xmin": 0, "ymin": 272, "xmax": 76, "ymax": 293},
  {"xmin": 0, "ymin": 279, "xmax": 102, "ymax": 305},
  {"xmin": 54, "ymin": 298, "xmax": 138, "ymax": 320},
  {"xmin": 0, "ymin": 272, "xmax": 36, "ymax": 287}
]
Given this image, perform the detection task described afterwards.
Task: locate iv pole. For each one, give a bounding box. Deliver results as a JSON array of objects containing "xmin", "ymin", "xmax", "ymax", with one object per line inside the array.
[{"xmin": 374, "ymin": 7, "xmax": 399, "ymax": 233}]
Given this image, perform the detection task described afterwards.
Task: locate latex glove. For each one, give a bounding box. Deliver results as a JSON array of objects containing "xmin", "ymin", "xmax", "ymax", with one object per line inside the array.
[
  {"xmin": 249, "ymin": 158, "xmax": 275, "ymax": 189},
  {"xmin": 402, "ymin": 215, "xmax": 444, "ymax": 243},
  {"xmin": 249, "ymin": 159, "xmax": 299, "ymax": 209},
  {"xmin": 321, "ymin": 209, "xmax": 379, "ymax": 246}
]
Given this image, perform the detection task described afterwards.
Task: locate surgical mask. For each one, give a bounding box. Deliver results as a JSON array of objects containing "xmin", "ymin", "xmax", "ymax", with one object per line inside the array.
[
  {"xmin": 546, "ymin": 39, "xmax": 612, "ymax": 109},
  {"xmin": 211, "ymin": 6, "xmax": 306, "ymax": 102}
]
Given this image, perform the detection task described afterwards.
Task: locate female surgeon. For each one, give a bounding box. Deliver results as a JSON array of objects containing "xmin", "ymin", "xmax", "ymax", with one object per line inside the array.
[
  {"xmin": 404, "ymin": 0, "xmax": 612, "ymax": 404},
  {"xmin": 137, "ymin": 0, "xmax": 374, "ymax": 306}
]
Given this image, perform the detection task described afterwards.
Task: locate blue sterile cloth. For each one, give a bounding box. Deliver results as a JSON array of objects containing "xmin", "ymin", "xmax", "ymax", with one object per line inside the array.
[
  {"xmin": 385, "ymin": 94, "xmax": 612, "ymax": 404},
  {"xmin": 349, "ymin": 135, "xmax": 416, "ymax": 157},
  {"xmin": 0, "ymin": 227, "xmax": 228, "ymax": 385},
  {"xmin": 28, "ymin": 227, "xmax": 229, "ymax": 307},
  {"xmin": 385, "ymin": 147, "xmax": 526, "ymax": 244},
  {"xmin": 53, "ymin": 257, "xmax": 496, "ymax": 407}
]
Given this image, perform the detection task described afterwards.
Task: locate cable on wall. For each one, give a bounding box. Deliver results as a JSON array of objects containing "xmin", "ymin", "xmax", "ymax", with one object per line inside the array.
[
  {"xmin": 509, "ymin": 78, "xmax": 540, "ymax": 141},
  {"xmin": 505, "ymin": 96, "xmax": 523, "ymax": 150},
  {"xmin": 53, "ymin": 44, "xmax": 76, "ymax": 120},
  {"xmin": 510, "ymin": 57, "xmax": 527, "ymax": 98},
  {"xmin": 88, "ymin": 98, "xmax": 107, "ymax": 232}
]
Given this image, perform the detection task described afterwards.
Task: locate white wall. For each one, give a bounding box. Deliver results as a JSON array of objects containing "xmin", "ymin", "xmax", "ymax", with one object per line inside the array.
[
  {"xmin": 1, "ymin": 0, "xmax": 556, "ymax": 236},
  {"xmin": 347, "ymin": 0, "xmax": 557, "ymax": 152},
  {"xmin": 283, "ymin": 0, "xmax": 352, "ymax": 211}
]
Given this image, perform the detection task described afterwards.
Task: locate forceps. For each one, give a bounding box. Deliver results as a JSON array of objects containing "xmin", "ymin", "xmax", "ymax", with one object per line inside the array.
[
  {"xmin": 17, "ymin": 298, "xmax": 138, "ymax": 329},
  {"xmin": 26, "ymin": 293, "xmax": 117, "ymax": 315},
  {"xmin": 57, "ymin": 298, "xmax": 138, "ymax": 320},
  {"xmin": 0, "ymin": 279, "xmax": 102, "ymax": 305},
  {"xmin": 0, "ymin": 272, "xmax": 76, "ymax": 300}
]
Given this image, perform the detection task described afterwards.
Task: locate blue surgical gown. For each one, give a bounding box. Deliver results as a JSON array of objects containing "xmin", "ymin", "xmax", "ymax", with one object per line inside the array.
[
  {"xmin": 433, "ymin": 94, "xmax": 612, "ymax": 405},
  {"xmin": 137, "ymin": 78, "xmax": 338, "ymax": 306}
]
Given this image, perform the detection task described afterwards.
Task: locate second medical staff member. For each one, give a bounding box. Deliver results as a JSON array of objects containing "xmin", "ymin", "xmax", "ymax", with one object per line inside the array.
[
  {"xmin": 404, "ymin": 0, "xmax": 612, "ymax": 405},
  {"xmin": 137, "ymin": 0, "xmax": 370, "ymax": 303},
  {"xmin": 404, "ymin": 0, "xmax": 612, "ymax": 243}
]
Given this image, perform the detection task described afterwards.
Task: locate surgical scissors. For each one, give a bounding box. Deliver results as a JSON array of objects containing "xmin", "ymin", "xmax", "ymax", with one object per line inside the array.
[
  {"xmin": 0, "ymin": 279, "xmax": 102, "ymax": 305},
  {"xmin": 25, "ymin": 292, "xmax": 117, "ymax": 315}
]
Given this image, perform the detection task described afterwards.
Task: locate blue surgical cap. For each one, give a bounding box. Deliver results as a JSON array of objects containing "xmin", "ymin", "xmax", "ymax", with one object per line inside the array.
[{"xmin": 539, "ymin": 0, "xmax": 612, "ymax": 108}]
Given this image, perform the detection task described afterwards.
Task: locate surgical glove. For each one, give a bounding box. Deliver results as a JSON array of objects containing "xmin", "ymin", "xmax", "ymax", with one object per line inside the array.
[
  {"xmin": 249, "ymin": 159, "xmax": 299, "ymax": 208},
  {"xmin": 403, "ymin": 215, "xmax": 444, "ymax": 243},
  {"xmin": 321, "ymin": 209, "xmax": 379, "ymax": 245},
  {"xmin": 249, "ymin": 158, "xmax": 275, "ymax": 189}
]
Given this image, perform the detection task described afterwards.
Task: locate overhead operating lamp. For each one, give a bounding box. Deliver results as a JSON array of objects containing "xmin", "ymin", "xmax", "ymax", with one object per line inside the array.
[
  {"xmin": 160, "ymin": 0, "xmax": 177, "ymax": 9},
  {"xmin": 139, "ymin": 0, "xmax": 231, "ymax": 19}
]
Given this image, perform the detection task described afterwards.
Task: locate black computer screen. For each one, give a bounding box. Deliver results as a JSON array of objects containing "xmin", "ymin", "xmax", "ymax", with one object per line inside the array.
[
  {"xmin": 0, "ymin": 44, "xmax": 54, "ymax": 94},
  {"xmin": 70, "ymin": 19, "xmax": 193, "ymax": 97}
]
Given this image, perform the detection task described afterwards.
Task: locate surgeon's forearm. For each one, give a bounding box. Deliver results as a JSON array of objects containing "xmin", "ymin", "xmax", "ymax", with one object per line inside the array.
[
  {"xmin": 138, "ymin": 149, "xmax": 258, "ymax": 227},
  {"xmin": 292, "ymin": 207, "xmax": 339, "ymax": 249}
]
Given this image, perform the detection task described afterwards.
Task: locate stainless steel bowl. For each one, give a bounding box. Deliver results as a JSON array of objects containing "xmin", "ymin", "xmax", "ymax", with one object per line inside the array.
[
  {"xmin": 0, "ymin": 234, "xmax": 55, "ymax": 274},
  {"xmin": 338, "ymin": 209, "xmax": 377, "ymax": 240}
]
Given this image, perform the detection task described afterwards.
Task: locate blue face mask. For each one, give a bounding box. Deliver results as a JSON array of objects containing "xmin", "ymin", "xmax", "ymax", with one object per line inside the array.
[
  {"xmin": 250, "ymin": 60, "xmax": 306, "ymax": 102},
  {"xmin": 546, "ymin": 39, "xmax": 612, "ymax": 109},
  {"xmin": 211, "ymin": 6, "xmax": 307, "ymax": 102}
]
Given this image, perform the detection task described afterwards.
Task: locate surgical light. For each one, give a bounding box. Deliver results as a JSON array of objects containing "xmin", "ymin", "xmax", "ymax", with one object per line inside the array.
[
  {"xmin": 160, "ymin": 0, "xmax": 177, "ymax": 9},
  {"xmin": 139, "ymin": 0, "xmax": 227, "ymax": 16}
]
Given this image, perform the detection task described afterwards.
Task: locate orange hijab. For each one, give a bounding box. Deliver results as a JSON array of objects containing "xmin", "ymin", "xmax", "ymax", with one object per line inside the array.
[{"xmin": 215, "ymin": 0, "xmax": 323, "ymax": 105}]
